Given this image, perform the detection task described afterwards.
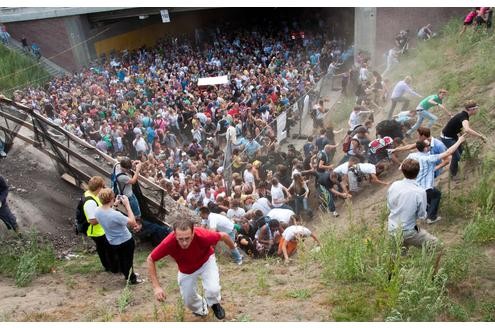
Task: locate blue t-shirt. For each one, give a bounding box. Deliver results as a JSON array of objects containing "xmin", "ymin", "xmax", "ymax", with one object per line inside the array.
[{"xmin": 95, "ymin": 208, "xmax": 132, "ymax": 245}]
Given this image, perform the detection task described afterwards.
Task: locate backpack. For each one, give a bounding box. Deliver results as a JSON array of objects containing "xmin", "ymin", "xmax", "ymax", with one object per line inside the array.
[
  {"xmin": 75, "ymin": 195, "xmax": 98, "ymax": 235},
  {"xmin": 342, "ymin": 132, "xmax": 352, "ymax": 153},
  {"xmin": 111, "ymin": 164, "xmax": 127, "ymax": 196}
]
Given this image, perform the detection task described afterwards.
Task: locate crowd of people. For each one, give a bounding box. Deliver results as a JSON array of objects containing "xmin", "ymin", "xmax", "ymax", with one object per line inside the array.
[{"xmin": 1, "ymin": 9, "xmax": 490, "ymax": 320}]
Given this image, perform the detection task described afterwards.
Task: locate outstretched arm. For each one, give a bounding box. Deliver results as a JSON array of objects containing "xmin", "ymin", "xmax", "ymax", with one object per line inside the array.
[{"xmin": 147, "ymin": 255, "xmax": 166, "ymax": 302}]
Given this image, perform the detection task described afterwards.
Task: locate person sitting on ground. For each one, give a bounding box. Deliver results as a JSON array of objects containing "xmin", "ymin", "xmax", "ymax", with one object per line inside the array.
[
  {"xmin": 334, "ymin": 157, "xmax": 389, "ymax": 194},
  {"xmin": 95, "ymin": 189, "xmax": 143, "ymax": 285},
  {"xmin": 255, "ymin": 218, "xmax": 282, "ymax": 257},
  {"xmin": 278, "ymin": 224, "xmax": 321, "ymax": 264},
  {"xmin": 387, "ymin": 158, "xmax": 439, "ymax": 250}
]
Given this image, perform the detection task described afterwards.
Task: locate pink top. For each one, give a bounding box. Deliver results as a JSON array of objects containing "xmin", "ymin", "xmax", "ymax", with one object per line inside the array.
[{"xmin": 464, "ymin": 11, "xmax": 476, "ymax": 23}]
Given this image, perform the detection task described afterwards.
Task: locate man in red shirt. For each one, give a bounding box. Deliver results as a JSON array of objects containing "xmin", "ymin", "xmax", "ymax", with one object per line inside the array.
[{"xmin": 147, "ymin": 218, "xmax": 237, "ymax": 320}]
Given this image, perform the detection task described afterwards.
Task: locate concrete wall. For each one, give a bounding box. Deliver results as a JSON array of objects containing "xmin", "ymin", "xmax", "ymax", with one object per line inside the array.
[
  {"xmin": 354, "ymin": 8, "xmax": 377, "ymax": 65},
  {"xmin": 375, "ymin": 7, "xmax": 467, "ymax": 64},
  {"xmin": 6, "ymin": 17, "xmax": 78, "ymax": 72}
]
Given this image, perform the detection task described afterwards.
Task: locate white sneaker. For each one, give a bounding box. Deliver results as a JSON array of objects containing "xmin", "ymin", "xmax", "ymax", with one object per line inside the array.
[
  {"xmin": 332, "ymin": 211, "xmax": 339, "ymax": 217},
  {"xmin": 0, "ymin": 151, "xmax": 6, "ymax": 157},
  {"xmin": 426, "ymin": 216, "xmax": 442, "ymax": 224}
]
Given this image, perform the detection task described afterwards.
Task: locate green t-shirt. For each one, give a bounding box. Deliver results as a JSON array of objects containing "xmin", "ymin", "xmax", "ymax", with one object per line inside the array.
[{"xmin": 418, "ymin": 95, "xmax": 442, "ymax": 111}]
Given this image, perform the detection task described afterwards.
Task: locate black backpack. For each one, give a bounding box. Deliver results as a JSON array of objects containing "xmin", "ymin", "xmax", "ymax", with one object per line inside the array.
[
  {"xmin": 75, "ymin": 195, "xmax": 98, "ymax": 235},
  {"xmin": 111, "ymin": 164, "xmax": 127, "ymax": 196}
]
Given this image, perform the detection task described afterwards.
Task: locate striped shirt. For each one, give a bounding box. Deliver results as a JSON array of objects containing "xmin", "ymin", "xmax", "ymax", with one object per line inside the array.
[{"xmin": 406, "ymin": 152, "xmax": 440, "ymax": 190}]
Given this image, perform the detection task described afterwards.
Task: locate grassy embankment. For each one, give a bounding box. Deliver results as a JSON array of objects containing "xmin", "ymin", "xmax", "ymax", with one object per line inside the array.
[
  {"xmin": 0, "ymin": 44, "xmax": 50, "ymax": 97},
  {"xmin": 316, "ymin": 20, "xmax": 495, "ymax": 321}
]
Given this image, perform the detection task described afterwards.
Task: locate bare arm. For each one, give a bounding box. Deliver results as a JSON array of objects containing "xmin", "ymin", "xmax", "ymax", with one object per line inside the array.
[
  {"xmin": 462, "ymin": 120, "xmax": 487, "ymax": 141},
  {"xmin": 147, "ymin": 255, "xmax": 166, "ymax": 301},
  {"xmin": 439, "ymin": 134, "xmax": 466, "ymax": 160},
  {"xmin": 219, "ymin": 232, "xmax": 236, "ymax": 250},
  {"xmin": 390, "ymin": 143, "xmax": 416, "ymax": 153},
  {"xmin": 128, "ymin": 163, "xmax": 142, "ymax": 184}
]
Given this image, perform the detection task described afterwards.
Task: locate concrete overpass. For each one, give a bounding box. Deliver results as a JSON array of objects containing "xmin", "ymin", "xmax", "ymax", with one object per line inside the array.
[{"xmin": 1, "ymin": 7, "xmax": 465, "ymax": 72}]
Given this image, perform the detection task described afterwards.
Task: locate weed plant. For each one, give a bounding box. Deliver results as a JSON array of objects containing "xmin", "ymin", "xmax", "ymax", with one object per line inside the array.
[{"xmin": 0, "ymin": 230, "xmax": 56, "ymax": 287}]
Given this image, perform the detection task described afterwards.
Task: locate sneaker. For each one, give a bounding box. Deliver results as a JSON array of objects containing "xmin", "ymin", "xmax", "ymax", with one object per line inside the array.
[
  {"xmin": 332, "ymin": 211, "xmax": 339, "ymax": 218},
  {"xmin": 0, "ymin": 151, "xmax": 6, "ymax": 157},
  {"xmin": 426, "ymin": 216, "xmax": 442, "ymax": 224},
  {"xmin": 130, "ymin": 276, "xmax": 145, "ymax": 285},
  {"xmin": 211, "ymin": 303, "xmax": 225, "ymax": 320},
  {"xmin": 236, "ymin": 255, "xmax": 244, "ymax": 266}
]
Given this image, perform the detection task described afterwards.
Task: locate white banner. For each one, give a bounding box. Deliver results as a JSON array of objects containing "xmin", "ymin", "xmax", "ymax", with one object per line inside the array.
[
  {"xmin": 276, "ymin": 111, "xmax": 287, "ymax": 144},
  {"xmin": 197, "ymin": 75, "xmax": 229, "ymax": 86},
  {"xmin": 302, "ymin": 94, "xmax": 310, "ymax": 116},
  {"xmin": 160, "ymin": 9, "xmax": 170, "ymax": 23}
]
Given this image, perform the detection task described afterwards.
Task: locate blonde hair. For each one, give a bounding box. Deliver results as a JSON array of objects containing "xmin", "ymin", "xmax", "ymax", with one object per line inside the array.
[
  {"xmin": 88, "ymin": 176, "xmax": 105, "ymax": 192},
  {"xmin": 98, "ymin": 188, "xmax": 115, "ymax": 205}
]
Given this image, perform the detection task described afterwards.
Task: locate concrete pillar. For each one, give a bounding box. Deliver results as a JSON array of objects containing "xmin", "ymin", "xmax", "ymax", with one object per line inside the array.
[
  {"xmin": 64, "ymin": 15, "xmax": 93, "ymax": 70},
  {"xmin": 354, "ymin": 7, "xmax": 377, "ymax": 66}
]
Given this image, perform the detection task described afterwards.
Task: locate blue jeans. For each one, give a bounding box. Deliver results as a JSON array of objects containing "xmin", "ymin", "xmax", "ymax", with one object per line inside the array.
[
  {"xmin": 406, "ymin": 110, "xmax": 438, "ymax": 136},
  {"xmin": 227, "ymin": 229, "xmax": 242, "ymax": 263},
  {"xmin": 440, "ymin": 137, "xmax": 462, "ymax": 176},
  {"xmin": 426, "ymin": 188, "xmax": 442, "ymax": 220},
  {"xmin": 128, "ymin": 194, "xmax": 141, "ymax": 218},
  {"xmin": 294, "ymin": 195, "xmax": 309, "ymax": 216}
]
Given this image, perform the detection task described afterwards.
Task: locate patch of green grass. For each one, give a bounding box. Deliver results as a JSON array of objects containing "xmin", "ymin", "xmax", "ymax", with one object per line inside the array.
[
  {"xmin": 0, "ymin": 230, "xmax": 56, "ymax": 287},
  {"xmin": 330, "ymin": 284, "xmax": 380, "ymax": 321},
  {"xmin": 0, "ymin": 44, "xmax": 51, "ymax": 96},
  {"xmin": 237, "ymin": 313, "xmax": 252, "ymax": 322},
  {"xmin": 255, "ymin": 266, "xmax": 270, "ymax": 294},
  {"xmin": 286, "ymin": 288, "xmax": 312, "ymax": 300},
  {"xmin": 117, "ymin": 285, "xmax": 133, "ymax": 313},
  {"xmin": 480, "ymin": 301, "xmax": 495, "ymax": 321},
  {"xmin": 61, "ymin": 255, "xmax": 102, "ymax": 275},
  {"xmin": 173, "ymin": 296, "xmax": 185, "ymax": 322}
]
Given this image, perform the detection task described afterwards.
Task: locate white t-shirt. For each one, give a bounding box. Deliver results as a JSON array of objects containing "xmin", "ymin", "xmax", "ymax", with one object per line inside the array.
[
  {"xmin": 333, "ymin": 162, "xmax": 349, "ymax": 175},
  {"xmin": 204, "ymin": 213, "xmax": 234, "ymax": 234},
  {"xmin": 282, "ymin": 225, "xmax": 312, "ymax": 241},
  {"xmin": 356, "ymin": 163, "xmax": 376, "ymax": 175},
  {"xmin": 349, "ymin": 111, "xmax": 361, "ymax": 130},
  {"xmin": 83, "ymin": 197, "xmax": 99, "ymax": 220},
  {"xmin": 252, "ymin": 197, "xmax": 271, "ymax": 215},
  {"xmin": 270, "ymin": 184, "xmax": 285, "ymax": 208},
  {"xmin": 244, "ymin": 169, "xmax": 255, "ymax": 185},
  {"xmin": 267, "ymin": 208, "xmax": 295, "ymax": 225},
  {"xmin": 226, "ymin": 207, "xmax": 246, "ymax": 221}
]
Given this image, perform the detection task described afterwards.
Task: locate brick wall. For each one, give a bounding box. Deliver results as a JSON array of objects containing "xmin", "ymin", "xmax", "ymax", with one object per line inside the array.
[
  {"xmin": 6, "ymin": 17, "xmax": 78, "ymax": 72},
  {"xmin": 375, "ymin": 7, "xmax": 467, "ymax": 63}
]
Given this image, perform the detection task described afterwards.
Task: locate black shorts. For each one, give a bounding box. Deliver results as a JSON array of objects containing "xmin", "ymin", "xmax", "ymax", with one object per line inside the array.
[{"xmin": 464, "ymin": 20, "xmax": 473, "ymax": 26}]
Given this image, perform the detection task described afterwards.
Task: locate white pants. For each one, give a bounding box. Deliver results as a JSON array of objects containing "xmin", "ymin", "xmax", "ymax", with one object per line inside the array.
[{"xmin": 177, "ymin": 255, "xmax": 221, "ymax": 315}]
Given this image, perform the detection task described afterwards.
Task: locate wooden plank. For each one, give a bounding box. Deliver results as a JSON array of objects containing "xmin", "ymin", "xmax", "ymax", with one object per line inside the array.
[{"xmin": 0, "ymin": 125, "xmax": 41, "ymax": 147}]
